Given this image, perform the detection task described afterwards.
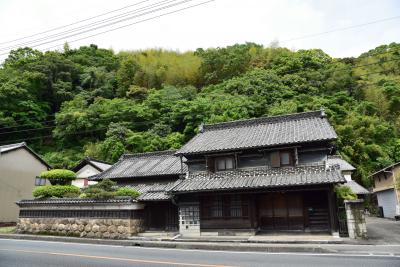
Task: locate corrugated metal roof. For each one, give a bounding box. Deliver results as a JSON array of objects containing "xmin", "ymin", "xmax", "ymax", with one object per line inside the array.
[
  {"xmin": 0, "ymin": 142, "xmax": 26, "ymax": 153},
  {"xmin": 342, "ymin": 180, "xmax": 370, "ymax": 195},
  {"xmin": 176, "ymin": 110, "xmax": 337, "ymax": 156},
  {"xmin": 90, "ymin": 160, "xmax": 112, "ymax": 171},
  {"xmin": 92, "ymin": 150, "xmax": 185, "ymax": 180},
  {"xmin": 0, "ymin": 142, "xmax": 51, "ymax": 168},
  {"xmin": 170, "ymin": 165, "xmax": 345, "ymax": 193},
  {"xmin": 327, "ymin": 155, "xmax": 355, "ymax": 171},
  {"xmin": 73, "ymin": 157, "xmax": 112, "ymax": 172}
]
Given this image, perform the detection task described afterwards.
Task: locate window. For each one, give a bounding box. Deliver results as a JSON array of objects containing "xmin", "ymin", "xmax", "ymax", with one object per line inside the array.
[
  {"xmin": 271, "ymin": 150, "xmax": 294, "ymax": 167},
  {"xmin": 201, "ymin": 195, "xmax": 248, "ymax": 219},
  {"xmin": 230, "ymin": 195, "xmax": 242, "ymax": 217},
  {"xmin": 238, "ymin": 154, "xmax": 266, "ymax": 168},
  {"xmin": 280, "ymin": 152, "xmax": 290, "ymax": 165},
  {"xmin": 34, "ymin": 176, "xmax": 46, "ymax": 186},
  {"xmin": 210, "ymin": 196, "xmax": 223, "ymax": 217},
  {"xmin": 215, "ymin": 157, "xmax": 234, "ymax": 171}
]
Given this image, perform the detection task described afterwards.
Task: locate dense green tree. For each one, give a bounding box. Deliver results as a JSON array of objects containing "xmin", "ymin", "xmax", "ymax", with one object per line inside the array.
[{"xmin": 1, "ymin": 42, "xmax": 399, "ymax": 188}]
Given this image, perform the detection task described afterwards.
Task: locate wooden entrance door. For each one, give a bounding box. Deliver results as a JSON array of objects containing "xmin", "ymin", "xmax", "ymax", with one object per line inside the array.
[
  {"xmin": 258, "ymin": 193, "xmax": 304, "ymax": 231},
  {"xmin": 145, "ymin": 202, "xmax": 178, "ymax": 231}
]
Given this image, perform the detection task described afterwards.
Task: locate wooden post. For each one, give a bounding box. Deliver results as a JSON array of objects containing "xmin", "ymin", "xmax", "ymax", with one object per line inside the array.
[
  {"xmin": 327, "ymin": 186, "xmax": 336, "ymax": 233},
  {"xmin": 249, "ymin": 195, "xmax": 256, "ymax": 230}
]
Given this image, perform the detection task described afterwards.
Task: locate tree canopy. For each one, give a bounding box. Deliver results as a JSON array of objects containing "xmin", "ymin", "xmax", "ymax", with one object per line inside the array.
[{"xmin": 1, "ymin": 42, "xmax": 400, "ymax": 188}]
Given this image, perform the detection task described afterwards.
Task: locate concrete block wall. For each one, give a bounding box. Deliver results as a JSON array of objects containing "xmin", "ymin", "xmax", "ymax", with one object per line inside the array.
[{"xmin": 345, "ymin": 200, "xmax": 367, "ymax": 239}]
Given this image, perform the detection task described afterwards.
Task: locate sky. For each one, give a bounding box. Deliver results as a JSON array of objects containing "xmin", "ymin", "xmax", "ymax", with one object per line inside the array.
[{"xmin": 0, "ymin": 0, "xmax": 399, "ymax": 61}]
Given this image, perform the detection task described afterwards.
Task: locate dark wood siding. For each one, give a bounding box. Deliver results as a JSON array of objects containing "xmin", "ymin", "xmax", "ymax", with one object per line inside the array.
[{"xmin": 200, "ymin": 194, "xmax": 252, "ymax": 229}]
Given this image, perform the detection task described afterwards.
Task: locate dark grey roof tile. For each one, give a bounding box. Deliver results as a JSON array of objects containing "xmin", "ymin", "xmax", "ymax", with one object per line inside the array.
[
  {"xmin": 176, "ymin": 110, "xmax": 337, "ymax": 156},
  {"xmin": 92, "ymin": 150, "xmax": 186, "ymax": 180},
  {"xmin": 170, "ymin": 165, "xmax": 345, "ymax": 193}
]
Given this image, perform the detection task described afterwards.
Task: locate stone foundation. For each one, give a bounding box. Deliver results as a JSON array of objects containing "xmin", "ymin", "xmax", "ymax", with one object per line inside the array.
[
  {"xmin": 16, "ymin": 217, "xmax": 144, "ymax": 239},
  {"xmin": 15, "ymin": 198, "xmax": 145, "ymax": 239}
]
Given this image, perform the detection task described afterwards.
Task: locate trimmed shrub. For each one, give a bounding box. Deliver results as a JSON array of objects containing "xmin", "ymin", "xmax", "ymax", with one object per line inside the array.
[
  {"xmin": 40, "ymin": 169, "xmax": 77, "ymax": 185},
  {"xmin": 335, "ymin": 185, "xmax": 357, "ymax": 201},
  {"xmin": 116, "ymin": 187, "xmax": 140, "ymax": 199},
  {"xmin": 82, "ymin": 179, "xmax": 117, "ymax": 199},
  {"xmin": 33, "ymin": 185, "xmax": 80, "ymax": 198}
]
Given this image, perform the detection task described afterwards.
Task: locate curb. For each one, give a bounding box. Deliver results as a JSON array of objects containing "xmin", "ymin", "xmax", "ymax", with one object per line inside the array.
[{"xmin": 0, "ymin": 234, "xmax": 336, "ymax": 253}]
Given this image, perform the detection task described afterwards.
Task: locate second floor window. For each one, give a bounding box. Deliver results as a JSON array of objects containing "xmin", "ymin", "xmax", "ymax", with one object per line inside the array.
[
  {"xmin": 280, "ymin": 151, "xmax": 291, "ymax": 166},
  {"xmin": 216, "ymin": 157, "xmax": 234, "ymax": 171},
  {"xmin": 271, "ymin": 150, "xmax": 293, "ymax": 167}
]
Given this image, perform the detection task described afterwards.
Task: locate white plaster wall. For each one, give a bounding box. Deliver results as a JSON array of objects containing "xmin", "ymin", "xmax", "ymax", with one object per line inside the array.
[{"xmin": 72, "ymin": 164, "xmax": 99, "ymax": 188}]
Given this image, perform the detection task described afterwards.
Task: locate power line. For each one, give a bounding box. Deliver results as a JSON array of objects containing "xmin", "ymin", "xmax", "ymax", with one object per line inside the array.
[
  {"xmin": 0, "ymin": 0, "xmax": 177, "ymax": 51},
  {"xmin": 280, "ymin": 15, "xmax": 400, "ymax": 43},
  {"xmin": 0, "ymin": 127, "xmax": 110, "ymax": 145},
  {"xmin": 1, "ymin": 66, "xmax": 400, "ymax": 135},
  {"xmin": 0, "ymin": 0, "xmax": 151, "ymax": 45},
  {"xmin": 1, "ymin": 53, "xmax": 399, "ymax": 131},
  {"xmin": 0, "ymin": 0, "xmax": 209, "ymax": 56},
  {"xmin": 0, "ymin": 118, "xmax": 153, "ymax": 135}
]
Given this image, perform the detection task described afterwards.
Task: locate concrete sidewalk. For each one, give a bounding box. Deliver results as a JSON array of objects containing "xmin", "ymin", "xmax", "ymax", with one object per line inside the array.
[
  {"xmin": 173, "ymin": 233, "xmax": 346, "ymax": 244},
  {"xmin": 1, "ymin": 233, "xmax": 400, "ymax": 256}
]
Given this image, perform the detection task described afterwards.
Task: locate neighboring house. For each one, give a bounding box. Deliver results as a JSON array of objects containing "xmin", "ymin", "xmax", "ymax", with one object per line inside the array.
[
  {"xmin": 0, "ymin": 142, "xmax": 51, "ymax": 223},
  {"xmin": 327, "ymin": 155, "xmax": 370, "ymax": 198},
  {"xmin": 72, "ymin": 157, "xmax": 111, "ymax": 188},
  {"xmin": 91, "ymin": 151, "xmax": 185, "ymax": 231},
  {"xmin": 370, "ymin": 162, "xmax": 400, "ymax": 219},
  {"xmin": 171, "ymin": 110, "xmax": 346, "ymax": 236}
]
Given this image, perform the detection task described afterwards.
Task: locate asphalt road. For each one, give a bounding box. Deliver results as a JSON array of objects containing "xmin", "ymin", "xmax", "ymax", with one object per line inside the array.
[
  {"xmin": 0, "ymin": 238, "xmax": 398, "ymax": 267},
  {"xmin": 366, "ymin": 216, "xmax": 400, "ymax": 244}
]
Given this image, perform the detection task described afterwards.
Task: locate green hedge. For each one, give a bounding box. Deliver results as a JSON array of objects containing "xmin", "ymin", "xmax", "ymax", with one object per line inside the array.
[
  {"xmin": 116, "ymin": 187, "xmax": 140, "ymax": 199},
  {"xmin": 33, "ymin": 185, "xmax": 80, "ymax": 198},
  {"xmin": 335, "ymin": 185, "xmax": 357, "ymax": 201},
  {"xmin": 81, "ymin": 179, "xmax": 140, "ymax": 199},
  {"xmin": 40, "ymin": 169, "xmax": 76, "ymax": 185}
]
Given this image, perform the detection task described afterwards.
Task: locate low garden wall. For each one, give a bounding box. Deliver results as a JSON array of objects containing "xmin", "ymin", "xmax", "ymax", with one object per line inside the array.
[
  {"xmin": 16, "ymin": 197, "xmax": 145, "ymax": 239},
  {"xmin": 344, "ymin": 199, "xmax": 367, "ymax": 239}
]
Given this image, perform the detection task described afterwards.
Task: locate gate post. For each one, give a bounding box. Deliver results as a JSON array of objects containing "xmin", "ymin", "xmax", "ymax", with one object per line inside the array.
[{"xmin": 344, "ymin": 199, "xmax": 367, "ymax": 239}]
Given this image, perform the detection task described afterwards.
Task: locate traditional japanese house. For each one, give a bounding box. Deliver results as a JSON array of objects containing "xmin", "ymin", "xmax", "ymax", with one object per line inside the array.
[
  {"xmin": 72, "ymin": 157, "xmax": 111, "ymax": 188},
  {"xmin": 91, "ymin": 151, "xmax": 185, "ymax": 231},
  {"xmin": 171, "ymin": 110, "xmax": 346, "ymax": 236},
  {"xmin": 327, "ymin": 155, "xmax": 369, "ymax": 198}
]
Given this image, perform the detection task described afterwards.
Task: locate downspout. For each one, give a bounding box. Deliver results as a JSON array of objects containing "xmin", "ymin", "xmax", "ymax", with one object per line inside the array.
[{"xmin": 180, "ymin": 155, "xmax": 183, "ymax": 174}]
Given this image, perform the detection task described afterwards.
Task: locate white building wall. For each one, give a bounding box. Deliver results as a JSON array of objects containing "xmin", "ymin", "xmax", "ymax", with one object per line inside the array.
[{"xmin": 72, "ymin": 164, "xmax": 99, "ymax": 188}]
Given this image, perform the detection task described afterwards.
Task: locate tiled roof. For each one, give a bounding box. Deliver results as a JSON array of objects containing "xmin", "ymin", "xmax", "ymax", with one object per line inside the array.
[
  {"xmin": 342, "ymin": 180, "xmax": 370, "ymax": 195},
  {"xmin": 123, "ymin": 180, "xmax": 182, "ymax": 201},
  {"xmin": 327, "ymin": 155, "xmax": 355, "ymax": 171},
  {"xmin": 170, "ymin": 165, "xmax": 345, "ymax": 193},
  {"xmin": 176, "ymin": 110, "xmax": 337, "ymax": 156},
  {"xmin": 91, "ymin": 150, "xmax": 185, "ymax": 180},
  {"xmin": 16, "ymin": 197, "xmax": 134, "ymax": 206}
]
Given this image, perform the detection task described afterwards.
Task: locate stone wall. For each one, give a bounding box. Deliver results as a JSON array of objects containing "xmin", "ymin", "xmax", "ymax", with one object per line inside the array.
[
  {"xmin": 16, "ymin": 217, "xmax": 144, "ymax": 239},
  {"xmin": 15, "ymin": 198, "xmax": 145, "ymax": 239},
  {"xmin": 345, "ymin": 199, "xmax": 367, "ymax": 239}
]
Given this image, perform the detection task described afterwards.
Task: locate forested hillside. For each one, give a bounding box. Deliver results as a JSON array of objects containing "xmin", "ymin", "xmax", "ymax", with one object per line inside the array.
[{"xmin": 1, "ymin": 42, "xmax": 400, "ymax": 187}]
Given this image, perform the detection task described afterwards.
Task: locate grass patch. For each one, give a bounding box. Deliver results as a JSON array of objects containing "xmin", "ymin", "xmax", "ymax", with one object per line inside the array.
[{"xmin": 0, "ymin": 226, "xmax": 16, "ymax": 234}]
